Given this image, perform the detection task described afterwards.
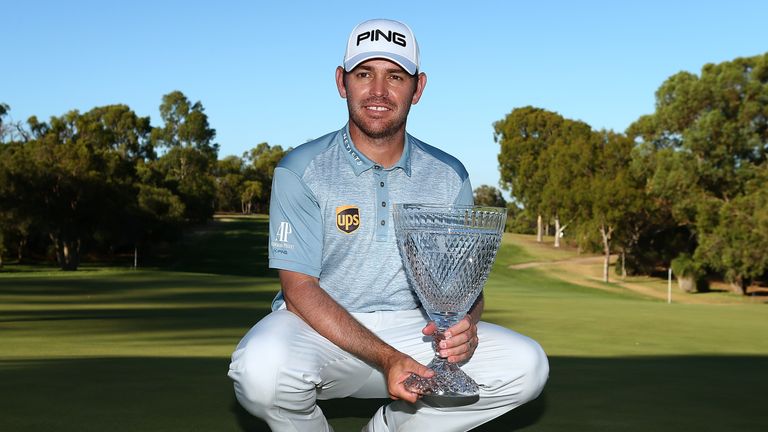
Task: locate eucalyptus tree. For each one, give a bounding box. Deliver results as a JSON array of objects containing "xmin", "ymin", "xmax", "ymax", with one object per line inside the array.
[
  {"xmin": 215, "ymin": 155, "xmax": 246, "ymax": 212},
  {"xmin": 3, "ymin": 105, "xmax": 153, "ymax": 270},
  {"xmin": 1, "ymin": 105, "xmax": 35, "ymax": 267},
  {"xmin": 571, "ymin": 131, "xmax": 642, "ymax": 282},
  {"xmin": 473, "ymin": 185, "xmax": 507, "ymax": 208},
  {"xmin": 494, "ymin": 106, "xmax": 592, "ymax": 244},
  {"xmin": 152, "ymin": 91, "xmax": 218, "ymax": 222},
  {"xmin": 243, "ymin": 142, "xmax": 289, "ymax": 214},
  {"xmin": 628, "ymin": 53, "xmax": 768, "ymax": 293}
]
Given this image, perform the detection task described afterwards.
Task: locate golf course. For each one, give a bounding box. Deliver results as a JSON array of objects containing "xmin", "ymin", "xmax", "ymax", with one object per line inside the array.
[{"xmin": 1, "ymin": 215, "xmax": 766, "ymax": 431}]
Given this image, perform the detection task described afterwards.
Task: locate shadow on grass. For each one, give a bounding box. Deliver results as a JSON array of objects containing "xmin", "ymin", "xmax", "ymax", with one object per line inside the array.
[
  {"xmin": 0, "ymin": 271, "xmax": 278, "ymax": 335},
  {"xmin": 1, "ymin": 356, "xmax": 765, "ymax": 432},
  {"xmin": 150, "ymin": 216, "xmax": 276, "ymax": 278}
]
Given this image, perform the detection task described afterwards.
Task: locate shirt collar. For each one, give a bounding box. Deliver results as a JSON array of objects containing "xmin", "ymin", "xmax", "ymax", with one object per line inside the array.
[{"xmin": 339, "ymin": 123, "xmax": 413, "ymax": 177}]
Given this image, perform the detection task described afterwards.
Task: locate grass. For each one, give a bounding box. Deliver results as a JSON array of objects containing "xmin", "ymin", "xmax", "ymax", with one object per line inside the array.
[{"xmin": 1, "ymin": 216, "xmax": 766, "ymax": 431}]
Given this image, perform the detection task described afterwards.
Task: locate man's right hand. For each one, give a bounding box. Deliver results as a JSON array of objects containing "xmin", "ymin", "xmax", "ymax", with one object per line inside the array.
[{"xmin": 382, "ymin": 352, "xmax": 434, "ymax": 403}]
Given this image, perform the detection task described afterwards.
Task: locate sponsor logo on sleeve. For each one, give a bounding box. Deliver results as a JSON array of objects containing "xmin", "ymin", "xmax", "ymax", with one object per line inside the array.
[
  {"xmin": 336, "ymin": 205, "xmax": 360, "ymax": 234},
  {"xmin": 271, "ymin": 221, "xmax": 295, "ymax": 254}
]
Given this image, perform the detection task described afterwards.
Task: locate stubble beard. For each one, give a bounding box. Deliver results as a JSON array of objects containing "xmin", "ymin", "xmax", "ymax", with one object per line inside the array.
[{"xmin": 347, "ymin": 98, "xmax": 412, "ymax": 140}]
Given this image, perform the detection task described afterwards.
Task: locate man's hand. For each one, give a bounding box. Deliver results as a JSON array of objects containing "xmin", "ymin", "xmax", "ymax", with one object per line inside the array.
[
  {"xmin": 381, "ymin": 352, "xmax": 434, "ymax": 403},
  {"xmin": 422, "ymin": 315, "xmax": 478, "ymax": 363}
]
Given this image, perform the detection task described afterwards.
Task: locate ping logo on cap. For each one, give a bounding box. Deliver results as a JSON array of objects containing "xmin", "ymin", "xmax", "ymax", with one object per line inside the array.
[
  {"xmin": 356, "ymin": 29, "xmax": 407, "ymax": 47},
  {"xmin": 344, "ymin": 19, "xmax": 419, "ymax": 75},
  {"xmin": 336, "ymin": 205, "xmax": 361, "ymax": 234}
]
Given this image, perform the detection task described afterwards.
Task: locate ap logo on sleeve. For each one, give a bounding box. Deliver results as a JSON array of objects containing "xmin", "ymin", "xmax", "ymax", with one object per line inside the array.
[{"xmin": 271, "ymin": 221, "xmax": 295, "ymax": 254}]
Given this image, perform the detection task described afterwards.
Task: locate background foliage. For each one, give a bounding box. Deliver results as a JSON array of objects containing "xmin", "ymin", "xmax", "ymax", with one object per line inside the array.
[
  {"xmin": 0, "ymin": 92, "xmax": 287, "ymax": 271},
  {"xmin": 493, "ymin": 53, "xmax": 768, "ymax": 292}
]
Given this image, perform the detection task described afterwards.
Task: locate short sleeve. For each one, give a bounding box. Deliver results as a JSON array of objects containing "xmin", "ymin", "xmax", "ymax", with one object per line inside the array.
[{"xmin": 268, "ymin": 166, "xmax": 323, "ymax": 277}]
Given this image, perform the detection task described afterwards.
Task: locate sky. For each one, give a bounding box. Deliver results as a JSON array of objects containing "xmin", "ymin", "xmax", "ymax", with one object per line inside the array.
[{"xmin": 3, "ymin": 0, "xmax": 768, "ymax": 195}]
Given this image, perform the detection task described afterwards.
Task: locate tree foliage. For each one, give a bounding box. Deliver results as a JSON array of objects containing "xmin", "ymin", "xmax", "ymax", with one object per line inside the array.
[
  {"xmin": 242, "ymin": 142, "xmax": 289, "ymax": 213},
  {"xmin": 494, "ymin": 107, "xmax": 594, "ymax": 243},
  {"xmin": 628, "ymin": 53, "xmax": 768, "ymax": 292},
  {"xmin": 0, "ymin": 93, "xmax": 282, "ymax": 271},
  {"xmin": 473, "ymin": 185, "xmax": 507, "ymax": 208},
  {"xmin": 495, "ymin": 53, "xmax": 768, "ymax": 291},
  {"xmin": 495, "ymin": 108, "xmax": 643, "ymax": 280},
  {"xmin": 151, "ymin": 91, "xmax": 219, "ymax": 222}
]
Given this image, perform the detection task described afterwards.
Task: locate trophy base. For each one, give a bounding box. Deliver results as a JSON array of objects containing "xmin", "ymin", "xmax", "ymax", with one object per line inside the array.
[{"xmin": 405, "ymin": 357, "xmax": 480, "ymax": 397}]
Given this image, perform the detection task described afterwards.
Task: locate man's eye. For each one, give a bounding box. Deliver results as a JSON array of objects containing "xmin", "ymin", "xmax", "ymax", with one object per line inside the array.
[
  {"xmin": 390, "ymin": 75, "xmax": 403, "ymax": 81},
  {"xmin": 357, "ymin": 72, "xmax": 371, "ymax": 78}
]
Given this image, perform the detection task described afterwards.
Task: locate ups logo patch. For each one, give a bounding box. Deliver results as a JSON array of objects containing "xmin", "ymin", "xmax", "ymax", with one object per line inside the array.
[{"xmin": 336, "ymin": 205, "xmax": 360, "ymax": 234}]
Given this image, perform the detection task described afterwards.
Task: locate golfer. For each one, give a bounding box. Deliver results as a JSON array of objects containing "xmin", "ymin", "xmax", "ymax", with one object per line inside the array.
[{"xmin": 229, "ymin": 18, "xmax": 549, "ymax": 431}]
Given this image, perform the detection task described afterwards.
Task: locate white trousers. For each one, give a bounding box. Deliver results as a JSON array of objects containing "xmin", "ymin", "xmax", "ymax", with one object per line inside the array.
[{"xmin": 228, "ymin": 308, "xmax": 548, "ymax": 432}]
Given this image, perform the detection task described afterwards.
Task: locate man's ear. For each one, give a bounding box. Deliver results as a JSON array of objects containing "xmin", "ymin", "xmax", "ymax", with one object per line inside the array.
[
  {"xmin": 411, "ymin": 72, "xmax": 427, "ymax": 105},
  {"xmin": 336, "ymin": 66, "xmax": 347, "ymax": 99}
]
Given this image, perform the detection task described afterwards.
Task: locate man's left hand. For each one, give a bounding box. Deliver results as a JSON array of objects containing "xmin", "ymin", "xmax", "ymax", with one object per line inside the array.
[{"xmin": 422, "ymin": 315, "xmax": 478, "ymax": 363}]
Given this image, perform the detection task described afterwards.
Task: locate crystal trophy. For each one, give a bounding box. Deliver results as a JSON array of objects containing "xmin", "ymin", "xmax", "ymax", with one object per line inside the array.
[{"xmin": 392, "ymin": 204, "xmax": 506, "ymax": 397}]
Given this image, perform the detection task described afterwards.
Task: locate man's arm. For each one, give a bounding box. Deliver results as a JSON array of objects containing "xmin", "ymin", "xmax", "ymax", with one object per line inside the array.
[{"xmin": 280, "ymin": 269, "xmax": 434, "ymax": 402}]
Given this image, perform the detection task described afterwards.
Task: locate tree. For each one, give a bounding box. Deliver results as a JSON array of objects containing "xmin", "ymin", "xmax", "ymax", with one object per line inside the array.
[
  {"xmin": 627, "ymin": 53, "xmax": 768, "ymax": 293},
  {"xmin": 1, "ymin": 117, "xmax": 35, "ymax": 267},
  {"xmin": 154, "ymin": 91, "xmax": 218, "ymax": 156},
  {"xmin": 152, "ymin": 91, "xmax": 219, "ymax": 222},
  {"xmin": 473, "ymin": 185, "xmax": 507, "ymax": 207},
  {"xmin": 694, "ymin": 172, "xmax": 768, "ymax": 294},
  {"xmin": 572, "ymin": 131, "xmax": 642, "ymax": 282},
  {"xmin": 496, "ymin": 106, "xmax": 645, "ymax": 280},
  {"xmin": 1, "ymin": 105, "xmax": 154, "ymax": 270},
  {"xmin": 539, "ymin": 129, "xmax": 595, "ymax": 247},
  {"xmin": 1, "ymin": 104, "xmax": 34, "ymax": 267},
  {"xmin": 0, "ymin": 103, "xmax": 29, "ymax": 143},
  {"xmin": 215, "ymin": 155, "xmax": 246, "ymax": 212},
  {"xmin": 243, "ymin": 142, "xmax": 289, "ymax": 213},
  {"xmin": 494, "ymin": 106, "xmax": 592, "ymax": 244},
  {"xmin": 240, "ymin": 180, "xmax": 264, "ymax": 214},
  {"xmin": 0, "ymin": 103, "xmax": 9, "ymax": 140}
]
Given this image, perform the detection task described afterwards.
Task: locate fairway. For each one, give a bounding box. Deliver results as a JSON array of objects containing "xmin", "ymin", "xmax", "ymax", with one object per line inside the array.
[{"xmin": 1, "ymin": 216, "xmax": 766, "ymax": 431}]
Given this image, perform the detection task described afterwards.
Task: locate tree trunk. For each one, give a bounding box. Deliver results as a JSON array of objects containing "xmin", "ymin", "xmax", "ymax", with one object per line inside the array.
[
  {"xmin": 554, "ymin": 218, "xmax": 567, "ymax": 248},
  {"xmin": 17, "ymin": 238, "xmax": 26, "ymax": 263},
  {"xmin": 599, "ymin": 224, "xmax": 613, "ymax": 283},
  {"xmin": 50, "ymin": 233, "xmax": 81, "ymax": 271},
  {"xmin": 621, "ymin": 251, "xmax": 627, "ymax": 279},
  {"xmin": 678, "ymin": 277, "xmax": 696, "ymax": 293},
  {"xmin": 729, "ymin": 277, "xmax": 748, "ymax": 295},
  {"xmin": 536, "ymin": 214, "xmax": 543, "ymax": 242},
  {"xmin": 134, "ymin": 246, "xmax": 138, "ymax": 269}
]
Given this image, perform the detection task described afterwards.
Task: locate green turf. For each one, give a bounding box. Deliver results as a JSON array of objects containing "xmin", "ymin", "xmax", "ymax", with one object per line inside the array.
[{"xmin": 1, "ymin": 216, "xmax": 766, "ymax": 431}]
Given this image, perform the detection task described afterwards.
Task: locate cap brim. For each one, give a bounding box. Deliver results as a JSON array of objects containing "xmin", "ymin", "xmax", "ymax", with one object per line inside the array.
[{"xmin": 344, "ymin": 52, "xmax": 418, "ymax": 75}]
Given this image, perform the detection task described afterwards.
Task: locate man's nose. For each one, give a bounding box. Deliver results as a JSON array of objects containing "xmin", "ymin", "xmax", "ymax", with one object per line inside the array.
[{"xmin": 370, "ymin": 76, "xmax": 388, "ymax": 97}]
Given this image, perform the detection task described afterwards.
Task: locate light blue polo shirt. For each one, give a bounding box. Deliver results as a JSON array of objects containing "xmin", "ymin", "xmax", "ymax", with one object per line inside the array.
[{"xmin": 268, "ymin": 124, "xmax": 473, "ymax": 312}]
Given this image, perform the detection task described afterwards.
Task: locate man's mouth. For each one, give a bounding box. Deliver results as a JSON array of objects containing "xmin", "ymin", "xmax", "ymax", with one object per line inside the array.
[{"xmin": 365, "ymin": 105, "xmax": 391, "ymax": 112}]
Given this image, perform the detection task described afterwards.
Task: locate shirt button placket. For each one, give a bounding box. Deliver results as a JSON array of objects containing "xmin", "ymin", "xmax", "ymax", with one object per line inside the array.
[{"xmin": 373, "ymin": 166, "xmax": 389, "ymax": 241}]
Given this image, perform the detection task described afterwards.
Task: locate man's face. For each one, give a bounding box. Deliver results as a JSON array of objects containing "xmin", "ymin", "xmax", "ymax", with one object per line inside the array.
[{"xmin": 336, "ymin": 59, "xmax": 426, "ymax": 140}]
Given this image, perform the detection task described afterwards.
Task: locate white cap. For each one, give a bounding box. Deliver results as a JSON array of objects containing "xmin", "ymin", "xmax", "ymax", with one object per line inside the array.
[{"xmin": 343, "ymin": 19, "xmax": 420, "ymax": 75}]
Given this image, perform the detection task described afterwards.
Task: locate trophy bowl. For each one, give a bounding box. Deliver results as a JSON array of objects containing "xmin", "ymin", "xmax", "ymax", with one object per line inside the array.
[{"xmin": 393, "ymin": 203, "xmax": 506, "ymax": 397}]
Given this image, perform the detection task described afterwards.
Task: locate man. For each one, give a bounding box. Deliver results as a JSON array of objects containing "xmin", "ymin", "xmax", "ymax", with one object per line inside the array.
[{"xmin": 229, "ymin": 19, "xmax": 548, "ymax": 431}]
